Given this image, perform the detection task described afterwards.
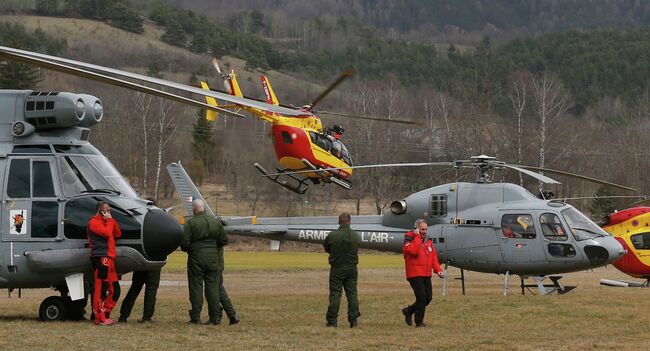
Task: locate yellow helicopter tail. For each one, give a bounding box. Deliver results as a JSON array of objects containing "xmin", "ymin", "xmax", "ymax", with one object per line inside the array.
[
  {"xmin": 200, "ymin": 81, "xmax": 219, "ymax": 122},
  {"xmin": 260, "ymin": 75, "xmax": 279, "ymax": 106}
]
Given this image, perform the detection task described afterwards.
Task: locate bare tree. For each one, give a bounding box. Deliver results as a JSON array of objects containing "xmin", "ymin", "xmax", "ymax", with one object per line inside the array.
[
  {"xmin": 132, "ymin": 92, "xmax": 153, "ymax": 193},
  {"xmin": 531, "ymin": 71, "xmax": 569, "ymax": 172},
  {"xmin": 509, "ymin": 77, "xmax": 527, "ymax": 185}
]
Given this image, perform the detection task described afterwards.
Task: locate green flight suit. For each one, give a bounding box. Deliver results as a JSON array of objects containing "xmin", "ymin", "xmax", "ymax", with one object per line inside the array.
[
  {"xmin": 181, "ymin": 212, "xmax": 228, "ymax": 323},
  {"xmin": 323, "ymin": 224, "xmax": 361, "ymax": 324},
  {"xmin": 217, "ymin": 245, "xmax": 237, "ymax": 321}
]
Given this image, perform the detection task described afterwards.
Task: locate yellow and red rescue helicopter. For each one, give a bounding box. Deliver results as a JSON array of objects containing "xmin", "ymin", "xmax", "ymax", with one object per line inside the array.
[
  {"xmin": 602, "ymin": 207, "xmax": 650, "ymax": 287},
  {"xmin": 0, "ymin": 46, "xmax": 418, "ymax": 194},
  {"xmin": 200, "ymin": 59, "xmax": 418, "ymax": 194}
]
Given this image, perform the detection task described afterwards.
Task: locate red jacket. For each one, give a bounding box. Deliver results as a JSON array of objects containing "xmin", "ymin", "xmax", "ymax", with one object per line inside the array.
[
  {"xmin": 88, "ymin": 214, "xmax": 122, "ymax": 259},
  {"xmin": 402, "ymin": 231, "xmax": 442, "ymax": 279}
]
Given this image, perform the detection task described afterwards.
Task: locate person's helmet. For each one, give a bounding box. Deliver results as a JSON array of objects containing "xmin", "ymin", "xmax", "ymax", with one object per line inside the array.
[{"xmin": 332, "ymin": 124, "xmax": 344, "ymax": 135}]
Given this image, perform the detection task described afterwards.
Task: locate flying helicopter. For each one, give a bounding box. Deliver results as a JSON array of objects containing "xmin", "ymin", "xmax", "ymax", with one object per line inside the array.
[
  {"xmin": 168, "ymin": 155, "xmax": 633, "ymax": 295},
  {"xmin": 600, "ymin": 207, "xmax": 650, "ymax": 287},
  {"xmin": 0, "ymin": 89, "xmax": 183, "ymax": 321},
  {"xmin": 0, "ymin": 46, "xmax": 419, "ymax": 195},
  {"xmin": 199, "ymin": 59, "xmax": 387, "ymax": 194}
]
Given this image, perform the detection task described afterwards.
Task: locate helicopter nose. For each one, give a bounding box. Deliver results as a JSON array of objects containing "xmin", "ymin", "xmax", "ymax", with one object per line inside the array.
[
  {"xmin": 142, "ymin": 209, "xmax": 183, "ymax": 261},
  {"xmin": 583, "ymin": 237, "xmax": 625, "ymax": 267}
]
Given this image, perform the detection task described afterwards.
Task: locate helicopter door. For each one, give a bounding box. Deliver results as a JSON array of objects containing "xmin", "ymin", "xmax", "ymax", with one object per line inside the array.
[
  {"xmin": 498, "ymin": 214, "xmax": 547, "ymax": 263},
  {"xmin": 2, "ymin": 157, "xmax": 61, "ymax": 242},
  {"xmin": 539, "ymin": 213, "xmax": 580, "ymax": 262}
]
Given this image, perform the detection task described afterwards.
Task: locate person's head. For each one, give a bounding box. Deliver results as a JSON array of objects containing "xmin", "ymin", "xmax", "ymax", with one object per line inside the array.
[
  {"xmin": 96, "ymin": 201, "xmax": 110, "ymax": 215},
  {"xmin": 192, "ymin": 199, "xmax": 205, "ymax": 215},
  {"xmin": 338, "ymin": 212, "xmax": 351, "ymax": 225},
  {"xmin": 414, "ymin": 219, "xmax": 427, "ymax": 236}
]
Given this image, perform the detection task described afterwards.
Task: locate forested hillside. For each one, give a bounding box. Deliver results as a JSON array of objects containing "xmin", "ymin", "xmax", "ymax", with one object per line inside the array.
[{"xmin": 0, "ymin": 1, "xmax": 649, "ymax": 219}]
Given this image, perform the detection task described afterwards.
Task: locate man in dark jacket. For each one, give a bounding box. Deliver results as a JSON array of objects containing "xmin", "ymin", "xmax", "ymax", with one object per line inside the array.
[
  {"xmin": 323, "ymin": 213, "xmax": 361, "ymax": 328},
  {"xmin": 182, "ymin": 199, "xmax": 228, "ymax": 325},
  {"xmin": 402, "ymin": 219, "xmax": 444, "ymax": 327},
  {"xmin": 88, "ymin": 201, "xmax": 122, "ymax": 326}
]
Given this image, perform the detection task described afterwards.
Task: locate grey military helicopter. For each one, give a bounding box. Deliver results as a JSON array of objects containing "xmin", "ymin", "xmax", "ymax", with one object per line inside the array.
[
  {"xmin": 167, "ymin": 155, "xmax": 632, "ymax": 295},
  {"xmin": 0, "ymin": 89, "xmax": 183, "ymax": 321}
]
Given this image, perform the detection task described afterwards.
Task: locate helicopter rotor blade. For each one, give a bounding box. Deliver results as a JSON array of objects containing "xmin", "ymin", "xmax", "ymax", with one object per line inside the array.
[
  {"xmin": 0, "ymin": 46, "xmax": 304, "ymax": 117},
  {"xmin": 517, "ymin": 165, "xmax": 638, "ymax": 192},
  {"xmin": 261, "ymin": 162, "xmax": 454, "ymax": 177},
  {"xmin": 502, "ymin": 164, "xmax": 561, "ymax": 185},
  {"xmin": 0, "ymin": 48, "xmax": 245, "ymax": 118},
  {"xmin": 309, "ymin": 68, "xmax": 354, "ymax": 110},
  {"xmin": 318, "ymin": 111, "xmax": 423, "ymax": 126}
]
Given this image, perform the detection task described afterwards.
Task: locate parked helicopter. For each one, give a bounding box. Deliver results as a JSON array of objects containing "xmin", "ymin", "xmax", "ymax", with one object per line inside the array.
[
  {"xmin": 0, "ymin": 89, "xmax": 183, "ymax": 321},
  {"xmin": 600, "ymin": 207, "xmax": 650, "ymax": 287},
  {"xmin": 168, "ymin": 155, "xmax": 632, "ymax": 295},
  {"xmin": 0, "ymin": 46, "xmax": 418, "ymax": 195}
]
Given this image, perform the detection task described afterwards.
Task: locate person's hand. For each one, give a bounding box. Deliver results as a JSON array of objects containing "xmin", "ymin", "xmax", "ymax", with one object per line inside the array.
[
  {"xmin": 437, "ymin": 271, "xmax": 445, "ymax": 278},
  {"xmin": 102, "ymin": 210, "xmax": 112, "ymax": 219}
]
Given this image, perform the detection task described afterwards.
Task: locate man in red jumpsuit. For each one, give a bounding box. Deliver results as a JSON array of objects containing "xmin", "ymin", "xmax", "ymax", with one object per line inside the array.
[
  {"xmin": 88, "ymin": 201, "xmax": 122, "ymax": 326},
  {"xmin": 401, "ymin": 219, "xmax": 444, "ymax": 327}
]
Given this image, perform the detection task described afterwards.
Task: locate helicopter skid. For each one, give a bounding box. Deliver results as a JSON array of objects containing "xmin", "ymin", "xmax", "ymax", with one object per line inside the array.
[
  {"xmin": 300, "ymin": 158, "xmax": 352, "ymax": 190},
  {"xmin": 254, "ymin": 163, "xmax": 310, "ymax": 194}
]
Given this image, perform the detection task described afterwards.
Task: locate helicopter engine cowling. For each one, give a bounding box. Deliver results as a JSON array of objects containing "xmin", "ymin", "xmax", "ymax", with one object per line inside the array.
[
  {"xmin": 23, "ymin": 91, "xmax": 95, "ymax": 130},
  {"xmin": 78, "ymin": 94, "xmax": 103, "ymax": 127}
]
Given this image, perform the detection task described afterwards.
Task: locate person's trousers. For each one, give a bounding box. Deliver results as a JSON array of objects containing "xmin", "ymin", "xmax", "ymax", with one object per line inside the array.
[
  {"xmin": 119, "ymin": 269, "xmax": 161, "ymax": 320},
  {"xmin": 406, "ymin": 276, "xmax": 432, "ymax": 324},
  {"xmin": 187, "ymin": 252, "xmax": 221, "ymax": 322},
  {"xmin": 91, "ymin": 256, "xmax": 120, "ymax": 324},
  {"xmin": 326, "ymin": 266, "xmax": 359, "ymax": 323},
  {"xmin": 219, "ymin": 268, "xmax": 237, "ymax": 320}
]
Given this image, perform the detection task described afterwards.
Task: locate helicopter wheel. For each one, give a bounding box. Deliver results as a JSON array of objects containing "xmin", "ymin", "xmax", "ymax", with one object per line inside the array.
[{"xmin": 39, "ymin": 296, "xmax": 68, "ymax": 322}]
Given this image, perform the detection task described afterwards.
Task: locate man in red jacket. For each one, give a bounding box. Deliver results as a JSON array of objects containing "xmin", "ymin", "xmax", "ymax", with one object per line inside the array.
[
  {"xmin": 88, "ymin": 201, "xmax": 122, "ymax": 326},
  {"xmin": 401, "ymin": 219, "xmax": 443, "ymax": 327}
]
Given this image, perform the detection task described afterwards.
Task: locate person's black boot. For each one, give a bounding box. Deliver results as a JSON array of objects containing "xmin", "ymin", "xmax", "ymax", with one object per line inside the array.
[
  {"xmin": 326, "ymin": 321, "xmax": 337, "ymax": 327},
  {"xmin": 349, "ymin": 319, "xmax": 358, "ymax": 328},
  {"xmin": 402, "ymin": 307, "xmax": 413, "ymax": 326},
  {"xmin": 229, "ymin": 317, "xmax": 240, "ymax": 325}
]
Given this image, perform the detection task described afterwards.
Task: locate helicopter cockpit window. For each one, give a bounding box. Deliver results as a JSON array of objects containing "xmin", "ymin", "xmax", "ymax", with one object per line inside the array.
[
  {"xmin": 31, "ymin": 201, "xmax": 58, "ymax": 238},
  {"xmin": 33, "ymin": 161, "xmax": 56, "ymax": 197},
  {"xmin": 561, "ymin": 207, "xmax": 609, "ymax": 241},
  {"xmin": 333, "ymin": 140, "xmax": 353, "ymax": 165},
  {"xmin": 309, "ymin": 131, "xmax": 332, "ymax": 152},
  {"xmin": 58, "ymin": 156, "xmax": 138, "ymax": 198},
  {"xmin": 630, "ymin": 233, "xmax": 650, "ymax": 250},
  {"xmin": 7, "ymin": 159, "xmax": 30, "ymax": 198},
  {"xmin": 64, "ymin": 196, "xmax": 141, "ymax": 240},
  {"xmin": 430, "ymin": 195, "xmax": 447, "ymax": 217},
  {"xmin": 540, "ymin": 213, "xmax": 568, "ymax": 241},
  {"xmin": 501, "ymin": 214, "xmax": 536, "ymax": 239}
]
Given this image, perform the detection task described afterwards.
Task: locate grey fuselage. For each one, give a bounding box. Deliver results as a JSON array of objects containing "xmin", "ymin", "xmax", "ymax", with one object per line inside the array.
[
  {"xmin": 225, "ymin": 182, "xmax": 625, "ymax": 276},
  {"xmin": 0, "ymin": 90, "xmax": 182, "ymax": 290}
]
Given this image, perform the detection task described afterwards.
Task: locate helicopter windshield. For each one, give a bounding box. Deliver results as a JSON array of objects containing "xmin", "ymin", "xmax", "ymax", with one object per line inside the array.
[
  {"xmin": 58, "ymin": 155, "xmax": 138, "ymax": 198},
  {"xmin": 561, "ymin": 207, "xmax": 610, "ymax": 241},
  {"xmin": 308, "ymin": 131, "xmax": 353, "ymax": 166}
]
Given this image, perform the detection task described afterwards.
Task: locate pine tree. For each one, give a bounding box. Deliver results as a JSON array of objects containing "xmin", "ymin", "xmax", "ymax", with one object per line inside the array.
[
  {"xmin": 161, "ymin": 19, "xmax": 186, "ymax": 47},
  {"xmin": 590, "ymin": 186, "xmax": 616, "ymax": 223},
  {"xmin": 36, "ymin": 0, "xmax": 59, "ymax": 15},
  {"xmin": 191, "ymin": 109, "xmax": 216, "ymax": 171}
]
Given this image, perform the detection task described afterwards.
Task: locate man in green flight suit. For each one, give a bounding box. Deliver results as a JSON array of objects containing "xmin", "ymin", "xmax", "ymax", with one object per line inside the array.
[
  {"xmin": 323, "ymin": 212, "xmax": 361, "ymax": 328},
  {"xmin": 217, "ymin": 230, "xmax": 239, "ymax": 325},
  {"xmin": 181, "ymin": 199, "xmax": 228, "ymax": 325}
]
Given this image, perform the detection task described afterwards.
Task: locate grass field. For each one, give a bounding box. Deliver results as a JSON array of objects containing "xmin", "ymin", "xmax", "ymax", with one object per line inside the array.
[{"xmin": 0, "ymin": 252, "xmax": 648, "ymax": 350}]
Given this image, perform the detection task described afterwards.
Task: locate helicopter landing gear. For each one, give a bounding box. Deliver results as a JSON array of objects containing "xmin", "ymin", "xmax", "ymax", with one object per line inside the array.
[
  {"xmin": 39, "ymin": 296, "xmax": 68, "ymax": 321},
  {"xmin": 38, "ymin": 289, "xmax": 88, "ymax": 322},
  {"xmin": 254, "ymin": 163, "xmax": 310, "ymax": 194},
  {"xmin": 300, "ymin": 159, "xmax": 351, "ymax": 190}
]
